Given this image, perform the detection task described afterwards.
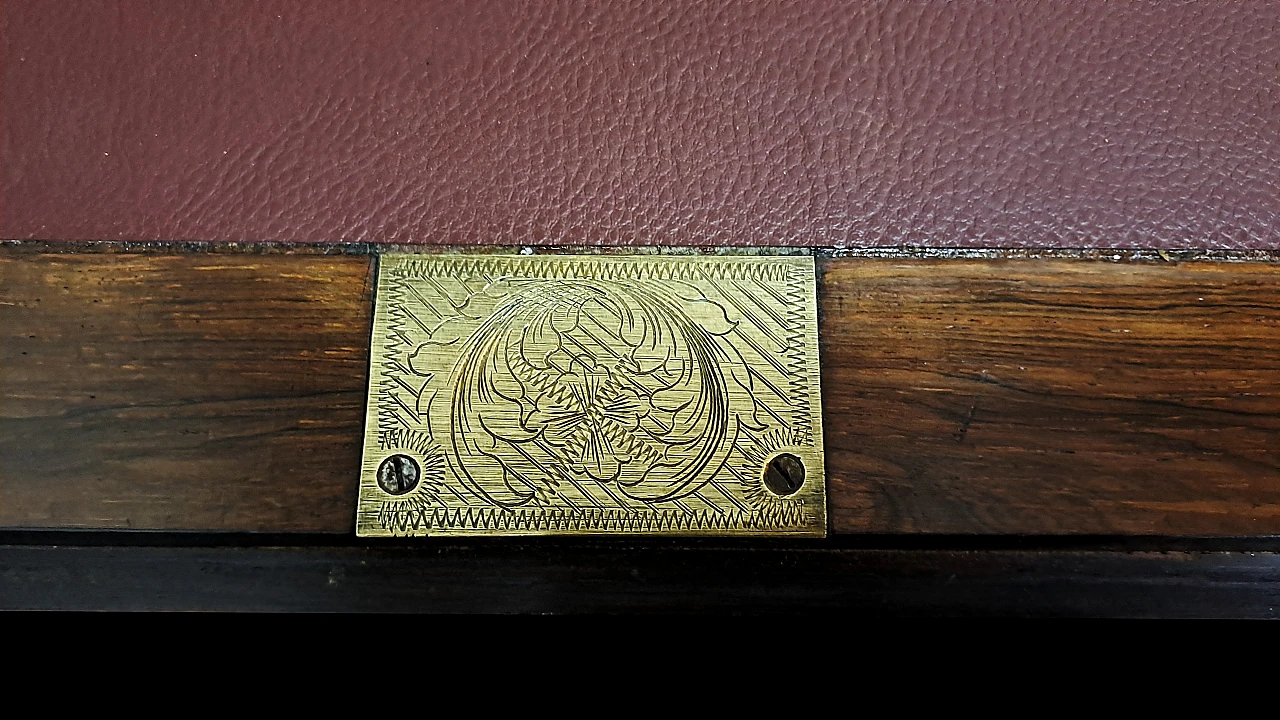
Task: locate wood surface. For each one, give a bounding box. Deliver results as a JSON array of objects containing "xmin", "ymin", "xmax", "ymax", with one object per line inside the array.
[
  {"xmin": 0, "ymin": 540, "xmax": 1276, "ymax": 616},
  {"xmin": 823, "ymin": 258, "xmax": 1280, "ymax": 534},
  {"xmin": 1, "ymin": 245, "xmax": 1276, "ymax": 535},
  {"xmin": 0, "ymin": 249, "xmax": 373, "ymax": 531}
]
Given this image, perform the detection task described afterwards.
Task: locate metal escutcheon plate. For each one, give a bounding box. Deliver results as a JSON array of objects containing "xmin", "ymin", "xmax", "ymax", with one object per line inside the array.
[{"xmin": 357, "ymin": 252, "xmax": 825, "ymax": 537}]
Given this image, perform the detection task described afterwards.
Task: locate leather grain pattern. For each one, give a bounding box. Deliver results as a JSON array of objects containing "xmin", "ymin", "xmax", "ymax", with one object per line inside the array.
[{"xmin": 2, "ymin": 1, "xmax": 1277, "ymax": 247}]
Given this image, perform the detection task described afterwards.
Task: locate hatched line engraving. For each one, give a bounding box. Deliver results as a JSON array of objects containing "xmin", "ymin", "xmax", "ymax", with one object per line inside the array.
[{"xmin": 357, "ymin": 254, "xmax": 826, "ymax": 537}]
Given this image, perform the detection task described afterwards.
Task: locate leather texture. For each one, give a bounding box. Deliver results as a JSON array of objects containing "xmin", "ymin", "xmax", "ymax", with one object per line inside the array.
[{"xmin": 2, "ymin": 1, "xmax": 1277, "ymax": 248}]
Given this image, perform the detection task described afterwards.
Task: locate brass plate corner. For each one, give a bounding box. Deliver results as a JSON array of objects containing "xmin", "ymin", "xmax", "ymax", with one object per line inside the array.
[{"xmin": 357, "ymin": 253, "xmax": 825, "ymax": 537}]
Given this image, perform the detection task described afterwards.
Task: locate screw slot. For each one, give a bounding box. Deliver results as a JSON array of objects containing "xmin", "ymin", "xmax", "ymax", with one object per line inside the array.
[
  {"xmin": 763, "ymin": 453, "xmax": 805, "ymax": 496},
  {"xmin": 377, "ymin": 454, "xmax": 421, "ymax": 495}
]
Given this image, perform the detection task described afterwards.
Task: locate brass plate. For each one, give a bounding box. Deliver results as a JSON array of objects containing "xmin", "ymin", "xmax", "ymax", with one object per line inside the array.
[{"xmin": 357, "ymin": 253, "xmax": 825, "ymax": 537}]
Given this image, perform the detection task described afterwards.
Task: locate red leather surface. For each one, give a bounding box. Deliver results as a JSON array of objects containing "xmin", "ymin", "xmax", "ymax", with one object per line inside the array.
[{"xmin": 2, "ymin": 1, "xmax": 1277, "ymax": 248}]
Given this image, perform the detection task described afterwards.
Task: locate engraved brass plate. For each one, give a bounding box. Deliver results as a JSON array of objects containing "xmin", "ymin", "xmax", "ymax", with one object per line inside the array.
[{"xmin": 357, "ymin": 253, "xmax": 825, "ymax": 537}]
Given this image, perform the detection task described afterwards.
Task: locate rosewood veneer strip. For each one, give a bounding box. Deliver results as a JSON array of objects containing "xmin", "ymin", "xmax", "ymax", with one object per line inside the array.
[
  {"xmin": 1, "ymin": 247, "xmax": 1276, "ymax": 534},
  {"xmin": 823, "ymin": 259, "xmax": 1280, "ymax": 534},
  {"xmin": 0, "ymin": 251, "xmax": 373, "ymax": 531}
]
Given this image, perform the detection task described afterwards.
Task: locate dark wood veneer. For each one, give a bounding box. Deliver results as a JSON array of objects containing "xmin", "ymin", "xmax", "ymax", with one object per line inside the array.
[{"xmin": 2, "ymin": 245, "xmax": 1276, "ymax": 536}]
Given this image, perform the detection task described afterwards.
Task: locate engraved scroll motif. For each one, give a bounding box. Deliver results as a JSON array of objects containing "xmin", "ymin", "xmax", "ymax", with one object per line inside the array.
[{"xmin": 358, "ymin": 255, "xmax": 825, "ymax": 537}]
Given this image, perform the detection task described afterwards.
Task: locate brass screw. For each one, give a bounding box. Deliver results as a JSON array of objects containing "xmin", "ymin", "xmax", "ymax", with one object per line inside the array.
[{"xmin": 764, "ymin": 453, "xmax": 805, "ymax": 496}]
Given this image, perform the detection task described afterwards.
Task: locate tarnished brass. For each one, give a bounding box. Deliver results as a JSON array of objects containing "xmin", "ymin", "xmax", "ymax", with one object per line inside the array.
[{"xmin": 357, "ymin": 253, "xmax": 826, "ymax": 537}]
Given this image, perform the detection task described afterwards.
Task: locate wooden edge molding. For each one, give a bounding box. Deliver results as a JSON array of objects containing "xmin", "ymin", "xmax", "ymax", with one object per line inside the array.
[
  {"xmin": 1, "ymin": 243, "xmax": 1277, "ymax": 535},
  {"xmin": 0, "ymin": 542, "xmax": 1276, "ymax": 616}
]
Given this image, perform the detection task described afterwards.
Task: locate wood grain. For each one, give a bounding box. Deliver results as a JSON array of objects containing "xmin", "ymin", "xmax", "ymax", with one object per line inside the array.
[
  {"xmin": 823, "ymin": 258, "xmax": 1280, "ymax": 534},
  {"xmin": 0, "ymin": 250, "xmax": 373, "ymax": 531},
  {"xmin": 1, "ymin": 247, "xmax": 1276, "ymax": 534}
]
